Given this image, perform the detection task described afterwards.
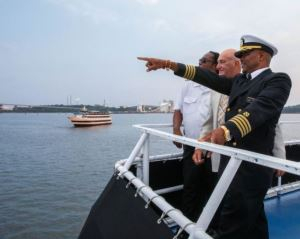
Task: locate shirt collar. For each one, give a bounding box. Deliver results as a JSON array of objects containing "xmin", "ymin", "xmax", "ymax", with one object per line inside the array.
[{"xmin": 249, "ymin": 67, "xmax": 270, "ymax": 80}]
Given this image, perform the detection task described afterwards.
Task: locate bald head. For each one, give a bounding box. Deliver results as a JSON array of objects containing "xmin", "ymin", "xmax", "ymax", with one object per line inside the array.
[{"xmin": 217, "ymin": 49, "xmax": 241, "ymax": 78}]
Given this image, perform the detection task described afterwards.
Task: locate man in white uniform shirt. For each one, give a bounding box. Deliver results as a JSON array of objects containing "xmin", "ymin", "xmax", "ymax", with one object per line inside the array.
[{"xmin": 173, "ymin": 51, "xmax": 219, "ymax": 222}]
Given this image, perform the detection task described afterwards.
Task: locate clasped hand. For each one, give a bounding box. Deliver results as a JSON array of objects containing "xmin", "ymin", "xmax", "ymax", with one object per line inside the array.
[{"xmin": 192, "ymin": 127, "xmax": 226, "ymax": 165}]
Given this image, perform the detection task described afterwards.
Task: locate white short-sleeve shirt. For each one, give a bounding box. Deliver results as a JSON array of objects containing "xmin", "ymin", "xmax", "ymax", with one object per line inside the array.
[{"xmin": 175, "ymin": 81, "xmax": 211, "ymax": 139}]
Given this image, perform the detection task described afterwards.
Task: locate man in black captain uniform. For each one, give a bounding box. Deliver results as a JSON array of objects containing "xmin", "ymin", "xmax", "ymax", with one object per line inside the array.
[{"xmin": 138, "ymin": 35, "xmax": 292, "ymax": 239}]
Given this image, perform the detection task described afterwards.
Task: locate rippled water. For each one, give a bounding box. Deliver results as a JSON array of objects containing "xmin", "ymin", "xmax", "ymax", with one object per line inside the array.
[
  {"xmin": 0, "ymin": 113, "xmax": 178, "ymax": 239},
  {"xmin": 0, "ymin": 113, "xmax": 299, "ymax": 239}
]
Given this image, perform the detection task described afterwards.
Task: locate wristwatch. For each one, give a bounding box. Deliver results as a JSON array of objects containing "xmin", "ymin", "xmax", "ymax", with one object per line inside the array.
[{"xmin": 220, "ymin": 125, "xmax": 232, "ymax": 142}]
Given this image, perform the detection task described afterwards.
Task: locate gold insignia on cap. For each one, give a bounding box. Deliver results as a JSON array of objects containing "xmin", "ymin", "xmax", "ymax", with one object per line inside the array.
[{"xmin": 240, "ymin": 38, "xmax": 244, "ymax": 47}]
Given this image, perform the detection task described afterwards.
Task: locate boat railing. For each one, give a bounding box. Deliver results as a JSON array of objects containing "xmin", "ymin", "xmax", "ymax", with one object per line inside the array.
[{"xmin": 114, "ymin": 122, "xmax": 300, "ymax": 239}]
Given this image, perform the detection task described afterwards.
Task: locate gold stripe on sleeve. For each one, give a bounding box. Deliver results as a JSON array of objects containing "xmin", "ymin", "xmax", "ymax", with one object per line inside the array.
[
  {"xmin": 183, "ymin": 65, "xmax": 191, "ymax": 79},
  {"xmin": 229, "ymin": 113, "xmax": 252, "ymax": 137},
  {"xmin": 234, "ymin": 115, "xmax": 250, "ymax": 135},
  {"xmin": 186, "ymin": 65, "xmax": 192, "ymax": 79},
  {"xmin": 229, "ymin": 118, "xmax": 246, "ymax": 137},
  {"xmin": 239, "ymin": 114, "xmax": 252, "ymax": 134},
  {"xmin": 189, "ymin": 66, "xmax": 196, "ymax": 79},
  {"xmin": 183, "ymin": 65, "xmax": 196, "ymax": 80}
]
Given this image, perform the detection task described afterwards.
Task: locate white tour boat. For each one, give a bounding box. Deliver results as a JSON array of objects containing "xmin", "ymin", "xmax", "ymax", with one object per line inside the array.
[{"xmin": 68, "ymin": 107, "xmax": 112, "ymax": 127}]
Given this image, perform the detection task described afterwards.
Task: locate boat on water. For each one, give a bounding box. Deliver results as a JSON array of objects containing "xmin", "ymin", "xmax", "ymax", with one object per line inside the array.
[
  {"xmin": 68, "ymin": 107, "xmax": 112, "ymax": 127},
  {"xmin": 78, "ymin": 121, "xmax": 300, "ymax": 239}
]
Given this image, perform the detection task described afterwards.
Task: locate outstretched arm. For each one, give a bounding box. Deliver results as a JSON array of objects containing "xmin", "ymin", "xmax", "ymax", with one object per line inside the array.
[{"xmin": 137, "ymin": 57, "xmax": 232, "ymax": 95}]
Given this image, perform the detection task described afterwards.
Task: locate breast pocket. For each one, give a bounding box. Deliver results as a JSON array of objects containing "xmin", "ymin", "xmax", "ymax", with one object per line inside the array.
[
  {"xmin": 182, "ymin": 96, "xmax": 198, "ymax": 115},
  {"xmin": 238, "ymin": 94, "xmax": 256, "ymax": 108}
]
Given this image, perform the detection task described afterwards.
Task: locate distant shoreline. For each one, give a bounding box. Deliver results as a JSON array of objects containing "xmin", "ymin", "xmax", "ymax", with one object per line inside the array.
[
  {"xmin": 0, "ymin": 111, "xmax": 299, "ymax": 114},
  {"xmin": 1, "ymin": 104, "xmax": 300, "ymax": 114},
  {"xmin": 0, "ymin": 104, "xmax": 174, "ymax": 114}
]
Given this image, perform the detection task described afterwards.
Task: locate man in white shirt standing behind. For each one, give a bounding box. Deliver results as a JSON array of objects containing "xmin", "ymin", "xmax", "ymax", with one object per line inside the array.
[{"xmin": 173, "ymin": 51, "xmax": 219, "ymax": 222}]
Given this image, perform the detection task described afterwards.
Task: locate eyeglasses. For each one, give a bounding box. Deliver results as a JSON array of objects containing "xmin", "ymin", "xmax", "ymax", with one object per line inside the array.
[{"xmin": 199, "ymin": 58, "xmax": 214, "ymax": 64}]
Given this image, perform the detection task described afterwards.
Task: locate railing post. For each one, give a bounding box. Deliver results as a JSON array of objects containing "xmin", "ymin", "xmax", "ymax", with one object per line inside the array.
[
  {"xmin": 124, "ymin": 132, "xmax": 148, "ymax": 170},
  {"xmin": 190, "ymin": 156, "xmax": 242, "ymax": 239},
  {"xmin": 142, "ymin": 133, "xmax": 150, "ymax": 185},
  {"xmin": 277, "ymin": 176, "xmax": 282, "ymax": 195}
]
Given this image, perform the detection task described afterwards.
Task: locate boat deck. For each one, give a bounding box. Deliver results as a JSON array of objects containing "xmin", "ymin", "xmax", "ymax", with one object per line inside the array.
[
  {"xmin": 266, "ymin": 189, "xmax": 300, "ymax": 239},
  {"xmin": 78, "ymin": 123, "xmax": 300, "ymax": 239}
]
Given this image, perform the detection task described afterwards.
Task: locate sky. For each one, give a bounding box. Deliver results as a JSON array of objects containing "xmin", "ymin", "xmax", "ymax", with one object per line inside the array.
[{"xmin": 0, "ymin": 0, "xmax": 300, "ymax": 107}]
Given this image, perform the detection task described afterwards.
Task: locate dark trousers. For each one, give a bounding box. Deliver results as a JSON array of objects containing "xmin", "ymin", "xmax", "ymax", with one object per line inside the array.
[
  {"xmin": 211, "ymin": 186, "xmax": 269, "ymax": 239},
  {"xmin": 182, "ymin": 145, "xmax": 217, "ymax": 222},
  {"xmin": 209, "ymin": 157, "xmax": 270, "ymax": 239}
]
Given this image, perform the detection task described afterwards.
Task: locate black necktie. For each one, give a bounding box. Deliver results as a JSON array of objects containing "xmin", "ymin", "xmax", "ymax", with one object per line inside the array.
[{"xmin": 246, "ymin": 73, "xmax": 252, "ymax": 80}]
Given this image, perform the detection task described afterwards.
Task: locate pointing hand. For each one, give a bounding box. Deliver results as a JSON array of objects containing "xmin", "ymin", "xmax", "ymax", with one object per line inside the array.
[{"xmin": 137, "ymin": 57, "xmax": 176, "ymax": 72}]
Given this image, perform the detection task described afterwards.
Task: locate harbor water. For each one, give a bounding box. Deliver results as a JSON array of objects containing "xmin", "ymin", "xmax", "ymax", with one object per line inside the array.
[
  {"xmin": 0, "ymin": 113, "xmax": 178, "ymax": 239},
  {"xmin": 0, "ymin": 113, "xmax": 299, "ymax": 239}
]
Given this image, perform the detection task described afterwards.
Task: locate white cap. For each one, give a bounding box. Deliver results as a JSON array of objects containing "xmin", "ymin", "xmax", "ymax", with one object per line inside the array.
[{"xmin": 235, "ymin": 34, "xmax": 278, "ymax": 58}]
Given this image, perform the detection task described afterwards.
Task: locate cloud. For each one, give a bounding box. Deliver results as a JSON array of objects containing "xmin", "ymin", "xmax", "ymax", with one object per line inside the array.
[{"xmin": 47, "ymin": 0, "xmax": 119, "ymax": 24}]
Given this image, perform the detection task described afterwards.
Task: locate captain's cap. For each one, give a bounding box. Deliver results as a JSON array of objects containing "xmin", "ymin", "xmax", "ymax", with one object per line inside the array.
[{"xmin": 235, "ymin": 34, "xmax": 278, "ymax": 58}]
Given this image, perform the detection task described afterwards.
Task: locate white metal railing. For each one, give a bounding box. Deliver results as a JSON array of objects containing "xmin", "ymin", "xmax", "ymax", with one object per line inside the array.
[
  {"xmin": 114, "ymin": 123, "xmax": 300, "ymax": 239},
  {"xmin": 134, "ymin": 124, "xmax": 300, "ymax": 176}
]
